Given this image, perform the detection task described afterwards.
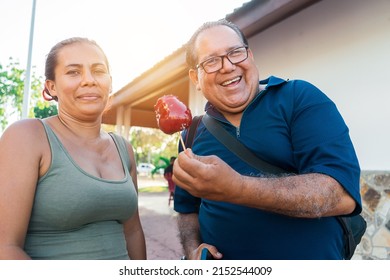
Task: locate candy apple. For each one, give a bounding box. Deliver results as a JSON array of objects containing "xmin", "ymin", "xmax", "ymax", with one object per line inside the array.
[{"xmin": 154, "ymin": 95, "xmax": 192, "ymax": 134}]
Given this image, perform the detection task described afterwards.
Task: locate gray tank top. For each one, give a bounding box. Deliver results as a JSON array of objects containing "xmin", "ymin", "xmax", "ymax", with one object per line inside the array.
[{"xmin": 24, "ymin": 120, "xmax": 138, "ymax": 259}]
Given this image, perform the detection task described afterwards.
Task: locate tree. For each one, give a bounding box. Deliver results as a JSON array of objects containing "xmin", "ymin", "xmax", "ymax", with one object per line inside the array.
[
  {"xmin": 0, "ymin": 59, "xmax": 56, "ymax": 132},
  {"xmin": 129, "ymin": 126, "xmax": 179, "ymax": 165},
  {"xmin": 33, "ymin": 103, "xmax": 58, "ymax": 119}
]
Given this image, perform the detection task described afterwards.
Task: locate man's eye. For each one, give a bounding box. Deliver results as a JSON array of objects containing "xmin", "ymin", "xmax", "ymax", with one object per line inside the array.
[
  {"xmin": 230, "ymin": 49, "xmax": 244, "ymax": 57},
  {"xmin": 204, "ymin": 57, "xmax": 219, "ymax": 66}
]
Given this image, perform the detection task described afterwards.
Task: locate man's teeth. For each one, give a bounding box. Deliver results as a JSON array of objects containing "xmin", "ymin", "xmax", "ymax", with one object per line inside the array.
[{"xmin": 222, "ymin": 77, "xmax": 240, "ymax": 86}]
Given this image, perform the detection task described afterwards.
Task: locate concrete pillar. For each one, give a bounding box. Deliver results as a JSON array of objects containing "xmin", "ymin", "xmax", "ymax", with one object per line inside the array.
[
  {"xmin": 124, "ymin": 106, "xmax": 131, "ymax": 140},
  {"xmin": 116, "ymin": 106, "xmax": 124, "ymax": 136}
]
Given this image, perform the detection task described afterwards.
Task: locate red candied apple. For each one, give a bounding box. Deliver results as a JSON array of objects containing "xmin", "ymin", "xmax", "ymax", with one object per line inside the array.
[{"xmin": 154, "ymin": 95, "xmax": 192, "ymax": 135}]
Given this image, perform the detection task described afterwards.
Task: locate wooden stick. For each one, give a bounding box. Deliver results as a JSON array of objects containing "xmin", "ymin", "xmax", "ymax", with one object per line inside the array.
[{"xmin": 179, "ymin": 132, "xmax": 186, "ymax": 150}]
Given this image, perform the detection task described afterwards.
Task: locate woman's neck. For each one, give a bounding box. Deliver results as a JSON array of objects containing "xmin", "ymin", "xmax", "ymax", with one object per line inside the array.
[{"xmin": 57, "ymin": 114, "xmax": 102, "ymax": 140}]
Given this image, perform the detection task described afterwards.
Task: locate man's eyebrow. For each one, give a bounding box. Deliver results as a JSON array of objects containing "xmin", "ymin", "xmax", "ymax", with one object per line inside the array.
[{"xmin": 201, "ymin": 45, "xmax": 243, "ymax": 61}]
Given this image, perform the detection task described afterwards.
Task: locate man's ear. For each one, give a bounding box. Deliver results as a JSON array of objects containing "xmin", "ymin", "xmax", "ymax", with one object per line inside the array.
[
  {"xmin": 189, "ymin": 69, "xmax": 201, "ymax": 91},
  {"xmin": 248, "ymin": 47, "xmax": 255, "ymax": 60}
]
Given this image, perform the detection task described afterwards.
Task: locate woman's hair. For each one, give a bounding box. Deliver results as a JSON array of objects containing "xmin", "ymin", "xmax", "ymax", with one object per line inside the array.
[
  {"xmin": 42, "ymin": 37, "xmax": 109, "ymax": 101},
  {"xmin": 185, "ymin": 19, "xmax": 249, "ymax": 69}
]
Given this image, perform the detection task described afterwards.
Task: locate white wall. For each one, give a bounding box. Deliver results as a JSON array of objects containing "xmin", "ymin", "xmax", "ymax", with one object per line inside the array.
[
  {"xmin": 249, "ymin": 0, "xmax": 390, "ymax": 170},
  {"xmin": 189, "ymin": 82, "xmax": 208, "ymax": 117}
]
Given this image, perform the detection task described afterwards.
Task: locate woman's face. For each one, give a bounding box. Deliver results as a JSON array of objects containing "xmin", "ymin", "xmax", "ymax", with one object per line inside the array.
[
  {"xmin": 189, "ymin": 25, "xmax": 260, "ymax": 117},
  {"xmin": 45, "ymin": 42, "xmax": 112, "ymax": 120}
]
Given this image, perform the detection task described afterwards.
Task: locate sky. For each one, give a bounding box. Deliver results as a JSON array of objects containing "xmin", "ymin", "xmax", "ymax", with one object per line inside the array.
[{"xmin": 0, "ymin": 0, "xmax": 248, "ymax": 92}]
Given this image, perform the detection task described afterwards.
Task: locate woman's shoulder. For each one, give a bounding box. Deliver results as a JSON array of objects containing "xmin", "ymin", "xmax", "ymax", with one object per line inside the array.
[{"xmin": 1, "ymin": 118, "xmax": 47, "ymax": 146}]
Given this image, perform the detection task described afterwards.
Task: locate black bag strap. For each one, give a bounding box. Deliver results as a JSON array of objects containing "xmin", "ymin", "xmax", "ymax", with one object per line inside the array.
[
  {"xmin": 202, "ymin": 114, "xmax": 286, "ymax": 175},
  {"xmin": 184, "ymin": 115, "xmax": 203, "ymax": 149}
]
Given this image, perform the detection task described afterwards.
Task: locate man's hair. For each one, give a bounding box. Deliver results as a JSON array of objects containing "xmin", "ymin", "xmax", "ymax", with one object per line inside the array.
[{"xmin": 185, "ymin": 19, "xmax": 249, "ymax": 69}]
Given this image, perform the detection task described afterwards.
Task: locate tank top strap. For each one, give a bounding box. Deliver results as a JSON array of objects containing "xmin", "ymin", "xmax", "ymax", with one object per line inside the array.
[
  {"xmin": 37, "ymin": 118, "xmax": 63, "ymax": 153},
  {"xmin": 109, "ymin": 133, "xmax": 131, "ymax": 171}
]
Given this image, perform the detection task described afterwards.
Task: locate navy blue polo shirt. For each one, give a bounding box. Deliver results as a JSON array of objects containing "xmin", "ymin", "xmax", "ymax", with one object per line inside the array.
[{"xmin": 174, "ymin": 76, "xmax": 361, "ymax": 260}]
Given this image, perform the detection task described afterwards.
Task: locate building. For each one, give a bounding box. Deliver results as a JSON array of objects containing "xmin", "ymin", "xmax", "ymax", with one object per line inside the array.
[
  {"xmin": 103, "ymin": 0, "xmax": 390, "ymax": 260},
  {"xmin": 103, "ymin": 0, "xmax": 390, "ymax": 172},
  {"xmin": 102, "ymin": 0, "xmax": 320, "ymax": 136}
]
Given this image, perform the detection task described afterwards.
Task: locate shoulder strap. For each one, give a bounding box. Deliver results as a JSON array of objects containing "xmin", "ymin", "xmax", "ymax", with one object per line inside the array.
[
  {"xmin": 202, "ymin": 114, "xmax": 286, "ymax": 175},
  {"xmin": 109, "ymin": 132, "xmax": 131, "ymax": 170},
  {"xmin": 184, "ymin": 115, "xmax": 203, "ymax": 149}
]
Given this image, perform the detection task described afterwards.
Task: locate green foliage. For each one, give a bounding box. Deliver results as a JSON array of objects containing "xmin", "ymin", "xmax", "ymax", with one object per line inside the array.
[
  {"xmin": 0, "ymin": 59, "xmax": 57, "ymax": 132},
  {"xmin": 152, "ymin": 156, "xmax": 170, "ymax": 175},
  {"xmin": 0, "ymin": 60, "xmax": 25, "ymax": 129},
  {"xmin": 129, "ymin": 126, "xmax": 179, "ymax": 165},
  {"xmin": 33, "ymin": 103, "xmax": 58, "ymax": 119},
  {"xmin": 101, "ymin": 124, "xmax": 175, "ymax": 171}
]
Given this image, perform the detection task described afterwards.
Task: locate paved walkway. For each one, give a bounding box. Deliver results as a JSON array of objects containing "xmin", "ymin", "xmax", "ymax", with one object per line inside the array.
[{"xmin": 138, "ymin": 176, "xmax": 183, "ymax": 260}]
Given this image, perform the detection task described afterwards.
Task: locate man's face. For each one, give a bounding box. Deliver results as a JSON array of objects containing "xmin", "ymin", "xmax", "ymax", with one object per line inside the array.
[{"xmin": 189, "ymin": 25, "xmax": 260, "ymax": 117}]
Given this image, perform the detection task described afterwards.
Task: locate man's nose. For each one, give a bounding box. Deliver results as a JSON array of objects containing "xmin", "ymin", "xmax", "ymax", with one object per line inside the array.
[{"xmin": 220, "ymin": 56, "xmax": 235, "ymax": 72}]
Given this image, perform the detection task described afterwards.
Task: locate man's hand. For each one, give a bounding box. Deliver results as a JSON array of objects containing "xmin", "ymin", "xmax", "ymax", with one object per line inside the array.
[
  {"xmin": 189, "ymin": 243, "xmax": 223, "ymax": 260},
  {"xmin": 173, "ymin": 149, "xmax": 242, "ymax": 202}
]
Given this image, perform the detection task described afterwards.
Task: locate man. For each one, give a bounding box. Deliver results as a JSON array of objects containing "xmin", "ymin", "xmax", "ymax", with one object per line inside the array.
[{"xmin": 173, "ymin": 20, "xmax": 361, "ymax": 260}]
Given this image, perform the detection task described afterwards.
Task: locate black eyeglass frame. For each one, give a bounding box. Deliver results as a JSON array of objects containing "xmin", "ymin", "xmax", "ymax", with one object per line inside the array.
[{"xmin": 195, "ymin": 46, "xmax": 249, "ymax": 74}]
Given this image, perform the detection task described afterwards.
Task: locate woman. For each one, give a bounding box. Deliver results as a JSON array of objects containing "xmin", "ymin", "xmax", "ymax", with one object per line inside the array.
[{"xmin": 0, "ymin": 37, "xmax": 146, "ymax": 259}]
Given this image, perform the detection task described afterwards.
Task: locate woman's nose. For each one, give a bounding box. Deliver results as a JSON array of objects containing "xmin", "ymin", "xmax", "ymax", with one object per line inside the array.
[{"xmin": 81, "ymin": 70, "xmax": 97, "ymax": 85}]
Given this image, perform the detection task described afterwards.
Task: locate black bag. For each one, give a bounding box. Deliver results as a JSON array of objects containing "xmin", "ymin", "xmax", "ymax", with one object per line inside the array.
[
  {"xmin": 185, "ymin": 114, "xmax": 367, "ymax": 259},
  {"xmin": 337, "ymin": 215, "xmax": 367, "ymax": 259}
]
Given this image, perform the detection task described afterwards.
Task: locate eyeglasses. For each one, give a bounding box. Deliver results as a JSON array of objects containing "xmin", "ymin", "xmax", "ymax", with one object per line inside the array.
[{"xmin": 196, "ymin": 46, "xmax": 248, "ymax": 74}]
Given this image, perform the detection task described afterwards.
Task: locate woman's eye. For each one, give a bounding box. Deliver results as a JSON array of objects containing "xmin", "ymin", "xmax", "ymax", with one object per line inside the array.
[
  {"xmin": 93, "ymin": 67, "xmax": 108, "ymax": 74},
  {"xmin": 67, "ymin": 70, "xmax": 80, "ymax": 75}
]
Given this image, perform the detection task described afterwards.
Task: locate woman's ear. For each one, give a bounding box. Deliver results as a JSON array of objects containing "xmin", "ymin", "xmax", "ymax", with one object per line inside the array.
[
  {"xmin": 45, "ymin": 80, "xmax": 57, "ymax": 97},
  {"xmin": 42, "ymin": 80, "xmax": 58, "ymax": 101}
]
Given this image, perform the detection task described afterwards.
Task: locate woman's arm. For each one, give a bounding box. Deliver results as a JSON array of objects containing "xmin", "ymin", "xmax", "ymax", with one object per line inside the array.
[
  {"xmin": 123, "ymin": 212, "xmax": 146, "ymax": 260},
  {"xmin": 0, "ymin": 120, "xmax": 46, "ymax": 259},
  {"xmin": 123, "ymin": 141, "xmax": 146, "ymax": 260}
]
